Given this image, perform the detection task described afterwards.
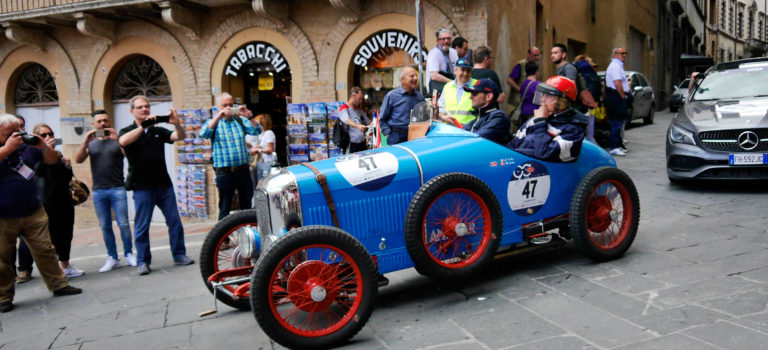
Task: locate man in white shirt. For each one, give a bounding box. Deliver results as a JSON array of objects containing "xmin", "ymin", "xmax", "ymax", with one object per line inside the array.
[
  {"xmin": 604, "ymin": 48, "xmax": 631, "ymax": 156},
  {"xmin": 426, "ymin": 28, "xmax": 459, "ymax": 95}
]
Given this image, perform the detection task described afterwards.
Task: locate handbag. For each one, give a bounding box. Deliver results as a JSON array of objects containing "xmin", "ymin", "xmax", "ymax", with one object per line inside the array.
[{"xmin": 70, "ymin": 176, "xmax": 90, "ymax": 206}]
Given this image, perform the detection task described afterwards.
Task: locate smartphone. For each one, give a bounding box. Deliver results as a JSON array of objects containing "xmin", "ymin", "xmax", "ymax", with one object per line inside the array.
[
  {"xmin": 94, "ymin": 130, "xmax": 109, "ymax": 138},
  {"xmin": 140, "ymin": 115, "xmax": 170, "ymax": 128}
]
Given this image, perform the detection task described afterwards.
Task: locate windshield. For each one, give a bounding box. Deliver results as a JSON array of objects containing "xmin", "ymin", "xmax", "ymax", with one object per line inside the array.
[
  {"xmin": 678, "ymin": 79, "xmax": 690, "ymax": 89},
  {"xmin": 410, "ymin": 101, "xmax": 434, "ymax": 123},
  {"xmin": 693, "ymin": 65, "xmax": 768, "ymax": 101}
]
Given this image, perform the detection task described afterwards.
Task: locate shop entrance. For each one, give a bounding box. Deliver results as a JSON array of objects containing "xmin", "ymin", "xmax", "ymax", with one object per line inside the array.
[
  {"xmin": 349, "ymin": 30, "xmax": 428, "ymax": 114},
  {"xmin": 223, "ymin": 41, "xmax": 292, "ymax": 166}
]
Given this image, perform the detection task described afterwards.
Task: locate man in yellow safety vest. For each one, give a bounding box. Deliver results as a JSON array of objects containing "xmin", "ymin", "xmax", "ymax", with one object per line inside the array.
[{"xmin": 438, "ymin": 58, "xmax": 476, "ymax": 126}]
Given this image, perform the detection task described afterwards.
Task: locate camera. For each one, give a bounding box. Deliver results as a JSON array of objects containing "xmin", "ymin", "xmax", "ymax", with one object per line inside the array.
[
  {"xmin": 228, "ymin": 107, "xmax": 241, "ymax": 117},
  {"xmin": 140, "ymin": 115, "xmax": 171, "ymax": 128},
  {"xmin": 17, "ymin": 131, "xmax": 40, "ymax": 146},
  {"xmin": 94, "ymin": 130, "xmax": 109, "ymax": 138}
]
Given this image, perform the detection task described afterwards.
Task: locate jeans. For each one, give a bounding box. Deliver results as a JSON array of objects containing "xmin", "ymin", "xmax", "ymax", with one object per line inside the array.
[
  {"xmin": 386, "ymin": 130, "xmax": 408, "ymax": 145},
  {"xmin": 215, "ymin": 167, "xmax": 253, "ymax": 220},
  {"xmin": 133, "ymin": 186, "xmax": 186, "ymax": 265},
  {"xmin": 609, "ymin": 117, "xmax": 626, "ymax": 150},
  {"xmin": 93, "ymin": 187, "xmax": 133, "ymax": 260}
]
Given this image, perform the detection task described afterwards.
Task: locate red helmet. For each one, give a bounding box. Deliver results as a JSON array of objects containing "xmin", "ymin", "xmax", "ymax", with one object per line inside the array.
[{"xmin": 541, "ymin": 76, "xmax": 577, "ymax": 102}]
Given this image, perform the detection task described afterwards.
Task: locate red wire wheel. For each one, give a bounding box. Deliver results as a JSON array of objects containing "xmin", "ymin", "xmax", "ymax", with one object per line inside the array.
[
  {"xmin": 405, "ymin": 173, "xmax": 502, "ymax": 281},
  {"xmin": 570, "ymin": 167, "xmax": 640, "ymax": 261},
  {"xmin": 422, "ymin": 189, "xmax": 492, "ymax": 268},
  {"xmin": 251, "ymin": 226, "xmax": 376, "ymax": 349},
  {"xmin": 199, "ymin": 209, "xmax": 258, "ymax": 310}
]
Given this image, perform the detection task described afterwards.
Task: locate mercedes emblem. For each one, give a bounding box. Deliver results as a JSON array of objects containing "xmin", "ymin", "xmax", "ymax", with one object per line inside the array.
[{"xmin": 737, "ymin": 131, "xmax": 759, "ymax": 151}]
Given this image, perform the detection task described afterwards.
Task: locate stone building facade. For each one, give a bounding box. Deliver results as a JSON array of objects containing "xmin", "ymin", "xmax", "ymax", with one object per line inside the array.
[{"xmin": 0, "ymin": 0, "xmax": 656, "ymax": 226}]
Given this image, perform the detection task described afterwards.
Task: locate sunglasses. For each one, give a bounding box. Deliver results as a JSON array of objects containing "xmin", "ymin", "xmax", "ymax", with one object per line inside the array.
[
  {"xmin": 39, "ymin": 132, "xmax": 54, "ymax": 138},
  {"xmin": 619, "ymin": 52, "xmax": 628, "ymax": 55},
  {"xmin": 470, "ymin": 91, "xmax": 485, "ymax": 96}
]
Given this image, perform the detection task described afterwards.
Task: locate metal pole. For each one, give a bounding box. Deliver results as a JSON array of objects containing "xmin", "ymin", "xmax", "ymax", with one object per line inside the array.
[{"xmin": 415, "ymin": 0, "xmax": 425, "ymax": 96}]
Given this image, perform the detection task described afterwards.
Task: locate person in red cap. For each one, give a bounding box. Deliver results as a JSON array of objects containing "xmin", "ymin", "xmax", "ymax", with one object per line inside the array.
[
  {"xmin": 461, "ymin": 78, "xmax": 511, "ymax": 144},
  {"xmin": 507, "ymin": 76, "xmax": 588, "ymax": 162}
]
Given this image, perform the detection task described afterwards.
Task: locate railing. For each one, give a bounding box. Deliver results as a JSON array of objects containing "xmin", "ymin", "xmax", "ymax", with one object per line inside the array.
[{"xmin": 0, "ymin": 0, "xmax": 92, "ymax": 14}]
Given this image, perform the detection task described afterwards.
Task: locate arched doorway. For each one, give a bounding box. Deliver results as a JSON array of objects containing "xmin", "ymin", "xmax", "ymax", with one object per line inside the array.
[
  {"xmin": 221, "ymin": 41, "xmax": 292, "ymax": 166},
  {"xmin": 14, "ymin": 63, "xmax": 61, "ymax": 148},
  {"xmin": 110, "ymin": 55, "xmax": 175, "ymax": 222},
  {"xmin": 351, "ymin": 29, "xmax": 427, "ymax": 112}
]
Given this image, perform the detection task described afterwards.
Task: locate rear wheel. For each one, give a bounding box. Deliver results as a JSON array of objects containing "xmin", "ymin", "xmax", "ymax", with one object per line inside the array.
[
  {"xmin": 200, "ymin": 210, "xmax": 258, "ymax": 310},
  {"xmin": 570, "ymin": 167, "xmax": 640, "ymax": 261},
  {"xmin": 250, "ymin": 226, "xmax": 377, "ymax": 349},
  {"xmin": 404, "ymin": 173, "xmax": 502, "ymax": 281},
  {"xmin": 643, "ymin": 104, "xmax": 655, "ymax": 124}
]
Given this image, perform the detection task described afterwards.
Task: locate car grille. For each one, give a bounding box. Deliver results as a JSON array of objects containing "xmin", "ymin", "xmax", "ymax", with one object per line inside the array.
[{"xmin": 698, "ymin": 128, "xmax": 768, "ymax": 152}]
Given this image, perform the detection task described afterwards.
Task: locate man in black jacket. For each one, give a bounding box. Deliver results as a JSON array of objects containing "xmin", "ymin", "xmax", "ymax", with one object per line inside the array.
[{"xmin": 462, "ymin": 79, "xmax": 510, "ymax": 144}]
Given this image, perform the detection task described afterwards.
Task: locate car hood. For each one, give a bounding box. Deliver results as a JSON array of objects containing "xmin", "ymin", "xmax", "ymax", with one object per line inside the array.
[{"xmin": 678, "ymin": 98, "xmax": 768, "ymax": 131}]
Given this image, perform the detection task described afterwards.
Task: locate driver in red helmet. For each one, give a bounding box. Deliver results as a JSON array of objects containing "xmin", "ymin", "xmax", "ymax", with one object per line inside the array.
[{"xmin": 507, "ymin": 76, "xmax": 588, "ymax": 162}]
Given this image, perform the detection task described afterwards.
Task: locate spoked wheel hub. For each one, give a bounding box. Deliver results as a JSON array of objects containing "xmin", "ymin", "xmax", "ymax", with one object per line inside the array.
[
  {"xmin": 587, "ymin": 195, "xmax": 612, "ymax": 232},
  {"xmin": 286, "ymin": 260, "xmax": 340, "ymax": 312}
]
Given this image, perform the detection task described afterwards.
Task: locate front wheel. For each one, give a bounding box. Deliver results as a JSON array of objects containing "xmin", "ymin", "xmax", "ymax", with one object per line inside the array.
[
  {"xmin": 569, "ymin": 167, "xmax": 640, "ymax": 261},
  {"xmin": 250, "ymin": 226, "xmax": 377, "ymax": 349},
  {"xmin": 199, "ymin": 209, "xmax": 258, "ymax": 310}
]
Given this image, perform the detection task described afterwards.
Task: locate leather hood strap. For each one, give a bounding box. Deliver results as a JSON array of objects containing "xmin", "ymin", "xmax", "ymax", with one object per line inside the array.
[{"xmin": 301, "ymin": 162, "xmax": 340, "ymax": 227}]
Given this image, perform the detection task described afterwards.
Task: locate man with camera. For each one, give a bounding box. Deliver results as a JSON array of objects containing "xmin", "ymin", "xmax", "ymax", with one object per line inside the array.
[
  {"xmin": 0, "ymin": 114, "xmax": 82, "ymax": 313},
  {"xmin": 200, "ymin": 92, "xmax": 260, "ymax": 220},
  {"xmin": 119, "ymin": 95, "xmax": 194, "ymax": 275},
  {"xmin": 74, "ymin": 110, "xmax": 136, "ymax": 273}
]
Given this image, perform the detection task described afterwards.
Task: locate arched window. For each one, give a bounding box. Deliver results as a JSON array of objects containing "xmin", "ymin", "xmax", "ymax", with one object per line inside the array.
[
  {"xmin": 14, "ymin": 63, "xmax": 58, "ymax": 106},
  {"xmin": 112, "ymin": 55, "xmax": 171, "ymax": 102}
]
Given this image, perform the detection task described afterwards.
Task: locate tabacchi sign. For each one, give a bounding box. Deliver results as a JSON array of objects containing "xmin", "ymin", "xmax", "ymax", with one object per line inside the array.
[
  {"xmin": 353, "ymin": 30, "xmax": 428, "ymax": 66},
  {"xmin": 225, "ymin": 41, "xmax": 289, "ymax": 76}
]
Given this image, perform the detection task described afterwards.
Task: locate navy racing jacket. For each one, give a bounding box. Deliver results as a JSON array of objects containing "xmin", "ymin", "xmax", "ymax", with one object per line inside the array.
[
  {"xmin": 506, "ymin": 108, "xmax": 588, "ymax": 162},
  {"xmin": 462, "ymin": 102, "xmax": 510, "ymax": 144}
]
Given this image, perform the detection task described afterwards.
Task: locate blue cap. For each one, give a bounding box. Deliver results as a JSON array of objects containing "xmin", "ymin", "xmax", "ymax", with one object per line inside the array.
[
  {"xmin": 455, "ymin": 58, "xmax": 473, "ymax": 68},
  {"xmin": 463, "ymin": 78, "xmax": 500, "ymax": 96}
]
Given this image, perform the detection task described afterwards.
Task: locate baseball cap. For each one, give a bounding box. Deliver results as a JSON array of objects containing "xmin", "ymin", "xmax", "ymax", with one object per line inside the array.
[
  {"xmin": 463, "ymin": 78, "xmax": 500, "ymax": 96},
  {"xmin": 455, "ymin": 58, "xmax": 473, "ymax": 68}
]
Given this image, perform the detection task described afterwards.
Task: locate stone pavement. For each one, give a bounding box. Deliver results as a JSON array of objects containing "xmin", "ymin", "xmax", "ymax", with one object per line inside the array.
[{"xmin": 4, "ymin": 110, "xmax": 768, "ymax": 349}]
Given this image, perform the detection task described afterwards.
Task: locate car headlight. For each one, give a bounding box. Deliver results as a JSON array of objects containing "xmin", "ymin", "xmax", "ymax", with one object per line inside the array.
[
  {"xmin": 234, "ymin": 225, "xmax": 259, "ymax": 258},
  {"xmin": 669, "ymin": 124, "xmax": 696, "ymax": 145},
  {"xmin": 255, "ymin": 169, "xmax": 302, "ymax": 251}
]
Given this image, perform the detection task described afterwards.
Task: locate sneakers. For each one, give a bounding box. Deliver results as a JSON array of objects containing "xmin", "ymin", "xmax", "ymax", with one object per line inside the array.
[
  {"xmin": 63, "ymin": 265, "xmax": 85, "ymax": 278},
  {"xmin": 98, "ymin": 257, "xmax": 122, "ymax": 273},
  {"xmin": 125, "ymin": 253, "xmax": 138, "ymax": 267},
  {"xmin": 137, "ymin": 263, "xmax": 151, "ymax": 275},
  {"xmin": 609, "ymin": 148, "xmax": 627, "ymax": 156},
  {"xmin": 0, "ymin": 301, "xmax": 13, "ymax": 313},
  {"xmin": 173, "ymin": 255, "xmax": 195, "ymax": 266},
  {"xmin": 53, "ymin": 285, "xmax": 82, "ymax": 297},
  {"xmin": 16, "ymin": 270, "xmax": 32, "ymax": 284}
]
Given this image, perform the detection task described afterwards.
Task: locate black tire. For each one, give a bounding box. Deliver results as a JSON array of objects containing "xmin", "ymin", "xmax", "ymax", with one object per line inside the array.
[
  {"xmin": 404, "ymin": 173, "xmax": 502, "ymax": 281},
  {"xmin": 643, "ymin": 104, "xmax": 655, "ymax": 124},
  {"xmin": 569, "ymin": 167, "xmax": 640, "ymax": 262},
  {"xmin": 199, "ymin": 209, "xmax": 258, "ymax": 310},
  {"xmin": 250, "ymin": 226, "xmax": 377, "ymax": 349}
]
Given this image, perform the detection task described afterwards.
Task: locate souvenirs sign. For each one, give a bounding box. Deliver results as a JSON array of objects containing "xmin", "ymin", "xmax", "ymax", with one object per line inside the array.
[{"xmin": 353, "ymin": 30, "xmax": 428, "ymax": 67}]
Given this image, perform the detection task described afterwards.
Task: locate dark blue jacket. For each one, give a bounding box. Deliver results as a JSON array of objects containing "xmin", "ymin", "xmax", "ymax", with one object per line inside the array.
[
  {"xmin": 507, "ymin": 109, "xmax": 588, "ymax": 162},
  {"xmin": 463, "ymin": 102, "xmax": 510, "ymax": 144}
]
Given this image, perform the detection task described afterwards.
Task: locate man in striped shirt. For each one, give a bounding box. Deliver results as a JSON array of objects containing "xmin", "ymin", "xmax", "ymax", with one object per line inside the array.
[{"xmin": 200, "ymin": 93, "xmax": 261, "ymax": 219}]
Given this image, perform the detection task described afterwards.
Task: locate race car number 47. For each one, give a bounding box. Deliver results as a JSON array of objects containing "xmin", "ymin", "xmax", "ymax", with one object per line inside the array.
[{"xmin": 336, "ymin": 152, "xmax": 399, "ymax": 187}]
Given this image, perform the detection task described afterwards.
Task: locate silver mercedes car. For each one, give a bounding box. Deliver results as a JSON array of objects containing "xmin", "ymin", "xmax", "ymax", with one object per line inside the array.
[{"xmin": 666, "ymin": 57, "xmax": 768, "ymax": 183}]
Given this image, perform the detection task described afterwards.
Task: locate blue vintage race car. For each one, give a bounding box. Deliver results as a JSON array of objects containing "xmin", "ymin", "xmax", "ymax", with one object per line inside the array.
[{"xmin": 199, "ymin": 113, "xmax": 640, "ymax": 349}]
